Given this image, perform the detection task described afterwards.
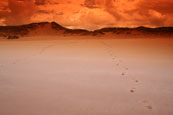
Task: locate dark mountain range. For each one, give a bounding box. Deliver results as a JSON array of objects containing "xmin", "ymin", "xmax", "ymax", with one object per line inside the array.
[
  {"xmin": 94, "ymin": 26, "xmax": 173, "ymax": 36},
  {"xmin": 0, "ymin": 22, "xmax": 173, "ymax": 39}
]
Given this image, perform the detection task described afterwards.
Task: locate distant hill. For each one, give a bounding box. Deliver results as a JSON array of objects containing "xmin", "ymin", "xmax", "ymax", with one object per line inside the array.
[
  {"xmin": 93, "ymin": 26, "xmax": 173, "ymax": 37},
  {"xmin": 0, "ymin": 22, "xmax": 173, "ymax": 39}
]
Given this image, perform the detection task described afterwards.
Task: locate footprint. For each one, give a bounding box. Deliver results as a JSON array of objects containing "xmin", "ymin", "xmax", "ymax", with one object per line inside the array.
[
  {"xmin": 135, "ymin": 80, "xmax": 139, "ymax": 83},
  {"xmin": 142, "ymin": 100, "xmax": 153, "ymax": 111},
  {"xmin": 130, "ymin": 90, "xmax": 135, "ymax": 93},
  {"xmin": 121, "ymin": 72, "xmax": 125, "ymax": 76},
  {"xmin": 131, "ymin": 78, "xmax": 140, "ymax": 83},
  {"xmin": 130, "ymin": 88, "xmax": 136, "ymax": 93},
  {"xmin": 146, "ymin": 105, "xmax": 153, "ymax": 110}
]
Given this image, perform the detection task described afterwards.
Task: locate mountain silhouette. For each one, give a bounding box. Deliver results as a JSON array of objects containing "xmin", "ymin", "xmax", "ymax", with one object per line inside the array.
[{"xmin": 0, "ymin": 22, "xmax": 173, "ymax": 39}]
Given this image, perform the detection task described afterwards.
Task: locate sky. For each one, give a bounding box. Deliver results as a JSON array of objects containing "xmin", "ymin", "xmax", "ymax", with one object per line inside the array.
[{"xmin": 0, "ymin": 0, "xmax": 173, "ymax": 30}]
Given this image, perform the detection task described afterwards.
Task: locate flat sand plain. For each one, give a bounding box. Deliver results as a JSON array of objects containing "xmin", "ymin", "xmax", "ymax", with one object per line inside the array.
[{"xmin": 0, "ymin": 36, "xmax": 173, "ymax": 115}]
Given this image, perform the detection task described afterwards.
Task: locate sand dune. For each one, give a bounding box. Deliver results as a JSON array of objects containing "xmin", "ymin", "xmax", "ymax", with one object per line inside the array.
[{"xmin": 0, "ymin": 37, "xmax": 173, "ymax": 115}]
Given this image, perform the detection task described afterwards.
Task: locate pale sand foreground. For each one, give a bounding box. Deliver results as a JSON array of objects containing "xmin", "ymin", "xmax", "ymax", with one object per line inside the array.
[{"xmin": 0, "ymin": 37, "xmax": 173, "ymax": 115}]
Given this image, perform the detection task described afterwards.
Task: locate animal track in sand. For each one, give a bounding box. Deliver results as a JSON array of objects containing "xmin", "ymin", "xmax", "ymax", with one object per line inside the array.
[
  {"xmin": 146, "ymin": 105, "xmax": 153, "ymax": 110},
  {"xmin": 130, "ymin": 78, "xmax": 139, "ymax": 83},
  {"xmin": 101, "ymin": 42, "xmax": 130, "ymax": 79},
  {"xmin": 142, "ymin": 100, "xmax": 153, "ymax": 111},
  {"xmin": 135, "ymin": 80, "xmax": 139, "ymax": 83},
  {"xmin": 100, "ymin": 41, "xmax": 142, "ymax": 100},
  {"xmin": 121, "ymin": 72, "xmax": 125, "ymax": 76},
  {"xmin": 130, "ymin": 88, "xmax": 136, "ymax": 93},
  {"xmin": 100, "ymin": 40, "xmax": 148, "ymax": 112},
  {"xmin": 100, "ymin": 41, "xmax": 146, "ymax": 112},
  {"xmin": 39, "ymin": 44, "xmax": 56, "ymax": 55}
]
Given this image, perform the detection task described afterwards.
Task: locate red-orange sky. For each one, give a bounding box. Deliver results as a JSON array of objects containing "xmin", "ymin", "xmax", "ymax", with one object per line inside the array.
[{"xmin": 0, "ymin": 0, "xmax": 173, "ymax": 30}]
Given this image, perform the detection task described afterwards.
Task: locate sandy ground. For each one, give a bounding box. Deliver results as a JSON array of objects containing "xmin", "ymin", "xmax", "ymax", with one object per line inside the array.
[{"xmin": 0, "ymin": 36, "xmax": 173, "ymax": 115}]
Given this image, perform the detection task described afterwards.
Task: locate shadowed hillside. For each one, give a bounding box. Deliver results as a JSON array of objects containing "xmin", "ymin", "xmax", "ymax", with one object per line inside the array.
[
  {"xmin": 0, "ymin": 22, "xmax": 173, "ymax": 39},
  {"xmin": 93, "ymin": 26, "xmax": 173, "ymax": 37}
]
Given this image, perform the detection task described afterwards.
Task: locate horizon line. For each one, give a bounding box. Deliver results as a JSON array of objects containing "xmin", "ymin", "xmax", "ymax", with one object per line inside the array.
[{"xmin": 1, "ymin": 21, "xmax": 173, "ymax": 31}]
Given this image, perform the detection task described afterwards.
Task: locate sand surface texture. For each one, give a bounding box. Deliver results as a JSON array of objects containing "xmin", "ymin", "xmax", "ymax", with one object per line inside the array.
[{"xmin": 0, "ymin": 37, "xmax": 173, "ymax": 115}]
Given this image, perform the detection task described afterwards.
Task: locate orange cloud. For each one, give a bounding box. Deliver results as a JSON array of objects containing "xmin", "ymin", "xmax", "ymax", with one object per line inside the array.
[
  {"xmin": 0, "ymin": 0, "xmax": 172, "ymax": 30},
  {"xmin": 0, "ymin": 0, "xmax": 37, "ymax": 25}
]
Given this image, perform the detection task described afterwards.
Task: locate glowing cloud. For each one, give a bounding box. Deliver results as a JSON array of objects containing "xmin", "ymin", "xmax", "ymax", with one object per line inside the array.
[{"xmin": 0, "ymin": 0, "xmax": 172, "ymax": 30}]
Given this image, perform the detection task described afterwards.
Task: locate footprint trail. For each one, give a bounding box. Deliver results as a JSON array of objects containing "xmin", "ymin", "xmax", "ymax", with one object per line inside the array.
[{"xmin": 99, "ymin": 39, "xmax": 152, "ymax": 111}]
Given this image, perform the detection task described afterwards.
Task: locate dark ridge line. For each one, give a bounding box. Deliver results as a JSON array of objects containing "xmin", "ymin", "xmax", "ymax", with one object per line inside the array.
[
  {"xmin": 1, "ymin": 22, "xmax": 173, "ymax": 32},
  {"xmin": 0, "ymin": 22, "xmax": 173, "ymax": 38}
]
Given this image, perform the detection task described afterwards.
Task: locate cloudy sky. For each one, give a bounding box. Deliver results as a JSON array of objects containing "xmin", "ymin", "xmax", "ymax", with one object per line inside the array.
[{"xmin": 0, "ymin": 0, "xmax": 173, "ymax": 30}]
